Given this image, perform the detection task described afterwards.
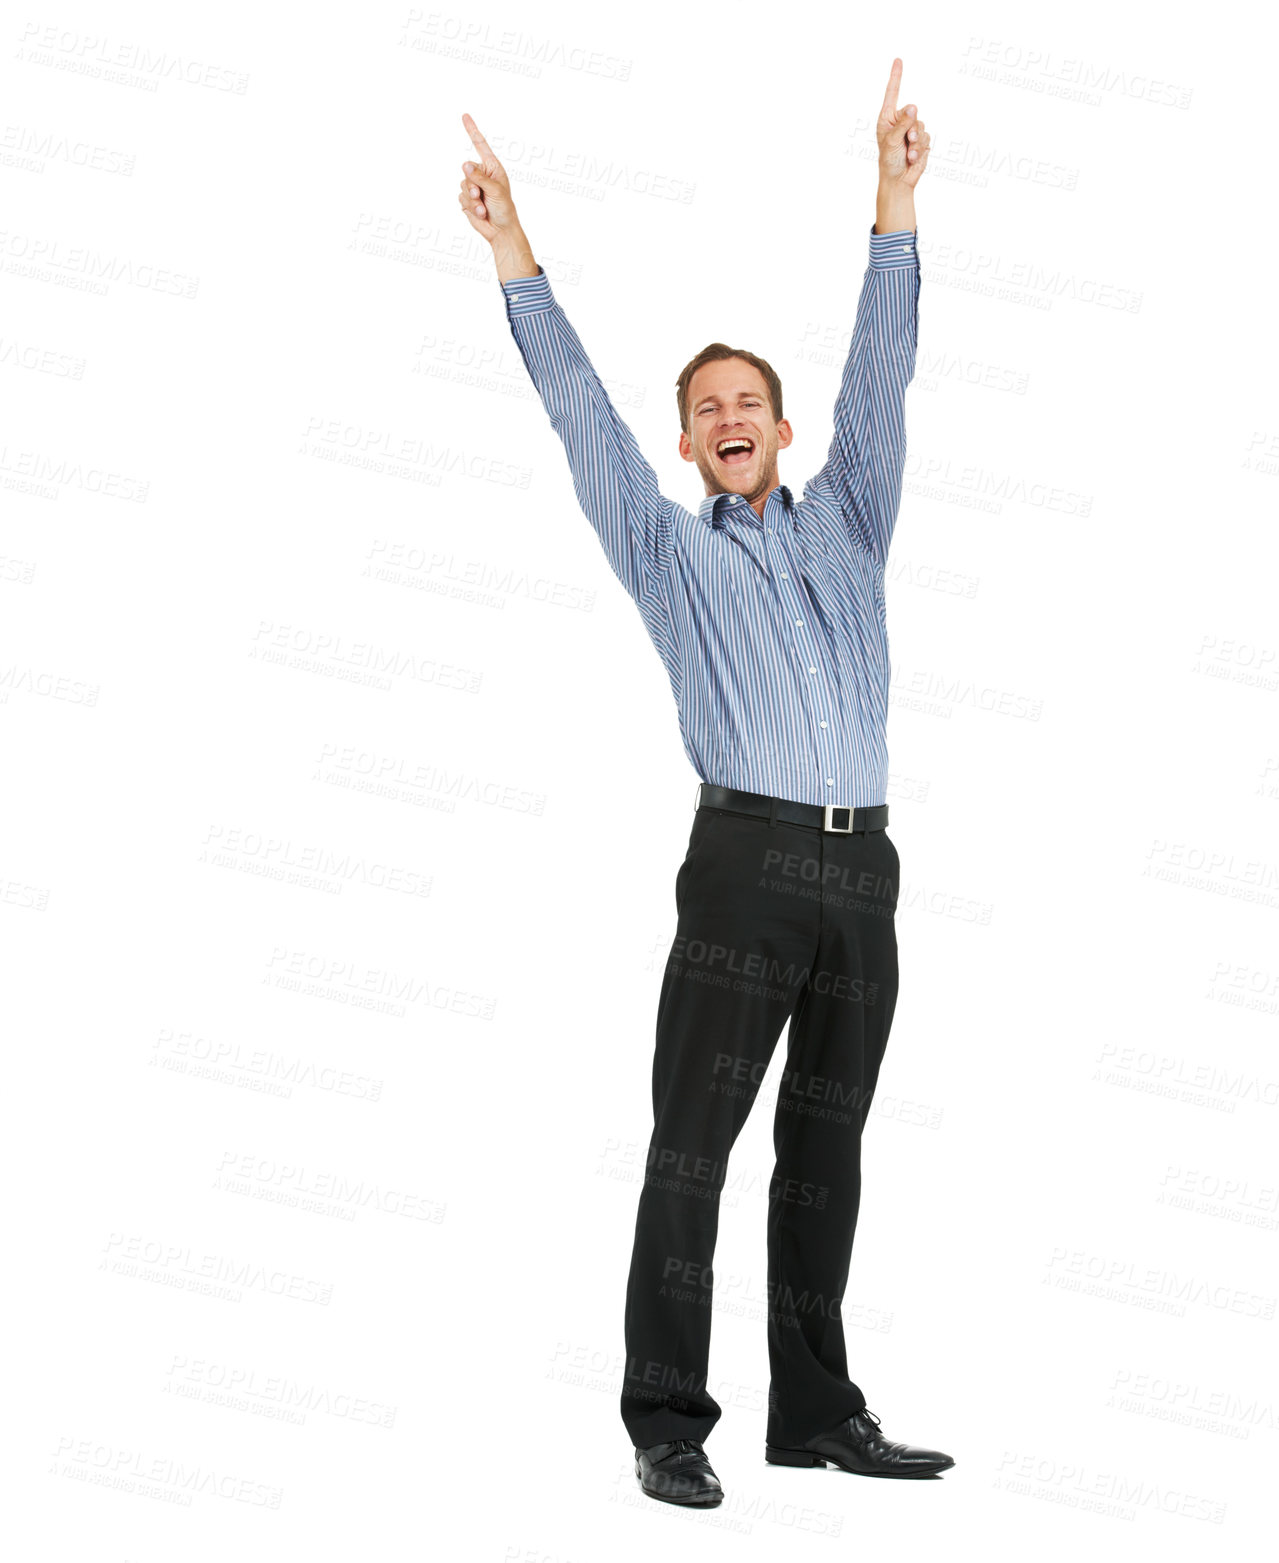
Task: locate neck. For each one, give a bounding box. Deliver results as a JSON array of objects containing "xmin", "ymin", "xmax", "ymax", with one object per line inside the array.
[{"xmin": 705, "ymin": 475, "xmax": 781, "ymax": 522}]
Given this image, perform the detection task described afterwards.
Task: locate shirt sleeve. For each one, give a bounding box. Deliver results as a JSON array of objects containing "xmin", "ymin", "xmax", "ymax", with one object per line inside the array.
[
  {"xmin": 806, "ymin": 223, "xmax": 920, "ymax": 567},
  {"xmin": 499, "ymin": 268, "xmax": 675, "ymax": 613}
]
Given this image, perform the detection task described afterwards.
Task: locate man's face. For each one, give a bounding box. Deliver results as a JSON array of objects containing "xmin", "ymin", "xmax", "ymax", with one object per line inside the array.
[{"xmin": 678, "ymin": 357, "xmax": 792, "ymax": 505}]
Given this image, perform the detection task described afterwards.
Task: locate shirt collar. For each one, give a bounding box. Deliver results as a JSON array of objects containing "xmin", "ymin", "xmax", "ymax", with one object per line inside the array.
[{"xmin": 699, "ymin": 484, "xmax": 795, "ymax": 530}]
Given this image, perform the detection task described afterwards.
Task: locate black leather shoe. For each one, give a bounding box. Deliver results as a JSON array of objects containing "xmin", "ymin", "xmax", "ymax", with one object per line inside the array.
[
  {"xmin": 634, "ymin": 1438, "xmax": 724, "ymax": 1506},
  {"xmin": 766, "ymin": 1408, "xmax": 954, "ymax": 1478}
]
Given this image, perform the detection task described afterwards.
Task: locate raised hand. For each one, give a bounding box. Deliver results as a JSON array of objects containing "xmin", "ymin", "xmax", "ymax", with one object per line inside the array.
[
  {"xmin": 876, "ymin": 58, "xmax": 930, "ymax": 190},
  {"xmin": 457, "ymin": 112, "xmax": 522, "ymax": 245}
]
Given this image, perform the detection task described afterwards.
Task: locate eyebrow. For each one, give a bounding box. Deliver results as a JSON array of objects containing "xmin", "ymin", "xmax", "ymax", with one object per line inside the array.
[{"xmin": 694, "ymin": 390, "xmax": 765, "ymax": 408}]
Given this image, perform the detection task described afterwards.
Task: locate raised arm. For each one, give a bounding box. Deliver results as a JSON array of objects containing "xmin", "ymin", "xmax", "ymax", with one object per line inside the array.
[
  {"xmin": 809, "ymin": 61, "xmax": 930, "ymax": 568},
  {"xmin": 457, "ymin": 114, "xmax": 673, "ymax": 612}
]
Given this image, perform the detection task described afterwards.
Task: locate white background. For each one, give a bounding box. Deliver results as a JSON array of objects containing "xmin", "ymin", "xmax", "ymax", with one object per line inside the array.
[{"xmin": 4, "ymin": 3, "xmax": 1277, "ymax": 1560}]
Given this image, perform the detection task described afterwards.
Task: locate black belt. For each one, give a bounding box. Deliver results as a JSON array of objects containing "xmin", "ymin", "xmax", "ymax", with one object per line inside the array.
[{"xmin": 697, "ymin": 783, "xmax": 888, "ymax": 834}]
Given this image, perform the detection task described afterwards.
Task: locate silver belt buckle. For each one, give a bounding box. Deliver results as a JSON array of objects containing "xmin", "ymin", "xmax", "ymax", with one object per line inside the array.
[{"xmin": 823, "ymin": 804, "xmax": 856, "ymax": 833}]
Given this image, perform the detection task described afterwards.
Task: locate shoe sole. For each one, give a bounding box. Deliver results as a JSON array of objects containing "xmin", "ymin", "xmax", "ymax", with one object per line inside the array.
[{"xmin": 766, "ymin": 1445, "xmax": 954, "ymax": 1478}]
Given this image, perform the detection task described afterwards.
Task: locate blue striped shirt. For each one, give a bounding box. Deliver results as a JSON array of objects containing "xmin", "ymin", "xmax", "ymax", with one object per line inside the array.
[{"xmin": 499, "ymin": 223, "xmax": 920, "ymax": 807}]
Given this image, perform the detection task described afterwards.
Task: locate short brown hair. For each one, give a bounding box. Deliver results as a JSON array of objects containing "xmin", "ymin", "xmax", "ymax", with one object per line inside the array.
[{"xmin": 675, "ymin": 344, "xmax": 783, "ymax": 438}]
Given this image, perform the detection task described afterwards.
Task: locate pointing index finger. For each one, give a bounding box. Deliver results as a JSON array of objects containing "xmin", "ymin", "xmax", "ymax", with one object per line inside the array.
[
  {"xmin": 462, "ymin": 112, "xmax": 495, "ymax": 159},
  {"xmin": 880, "ymin": 57, "xmax": 902, "ymax": 118}
]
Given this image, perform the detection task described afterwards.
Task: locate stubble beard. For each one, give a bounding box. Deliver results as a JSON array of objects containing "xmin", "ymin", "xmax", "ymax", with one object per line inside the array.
[{"xmin": 697, "ymin": 436, "xmax": 777, "ymax": 505}]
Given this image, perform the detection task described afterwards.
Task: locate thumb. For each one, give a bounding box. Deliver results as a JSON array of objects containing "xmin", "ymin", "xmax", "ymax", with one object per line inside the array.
[{"xmin": 463, "ymin": 157, "xmax": 503, "ymax": 189}]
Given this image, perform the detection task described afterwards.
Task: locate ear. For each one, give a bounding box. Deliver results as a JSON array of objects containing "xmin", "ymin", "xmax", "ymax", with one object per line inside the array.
[
  {"xmin": 678, "ymin": 431, "xmax": 695, "ymax": 463},
  {"xmin": 775, "ymin": 418, "xmax": 794, "ymax": 450}
]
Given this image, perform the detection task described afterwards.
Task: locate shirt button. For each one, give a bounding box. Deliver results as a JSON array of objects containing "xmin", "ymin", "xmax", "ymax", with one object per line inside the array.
[
  {"xmin": 794, "ymin": 619, "xmax": 803, "ymax": 628},
  {"xmin": 808, "ymin": 666, "xmax": 817, "ymax": 675},
  {"xmin": 511, "ymin": 294, "xmax": 520, "ymax": 301},
  {"xmin": 780, "ymin": 573, "xmax": 789, "ymax": 581},
  {"xmin": 820, "ymin": 721, "xmax": 828, "ymax": 729},
  {"xmin": 825, "ymin": 779, "xmax": 834, "ymax": 787}
]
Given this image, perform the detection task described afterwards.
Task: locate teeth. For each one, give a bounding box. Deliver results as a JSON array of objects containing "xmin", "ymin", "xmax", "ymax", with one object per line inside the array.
[{"xmin": 717, "ymin": 439, "xmax": 752, "ymax": 455}]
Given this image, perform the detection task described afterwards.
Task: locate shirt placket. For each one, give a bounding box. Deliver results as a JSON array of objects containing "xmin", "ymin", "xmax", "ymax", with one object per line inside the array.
[{"xmin": 765, "ymin": 516, "xmax": 847, "ymax": 803}]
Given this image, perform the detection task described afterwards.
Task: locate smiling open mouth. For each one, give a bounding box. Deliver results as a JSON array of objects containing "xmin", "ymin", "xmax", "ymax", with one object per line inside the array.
[{"xmin": 715, "ymin": 437, "xmax": 755, "ymax": 467}]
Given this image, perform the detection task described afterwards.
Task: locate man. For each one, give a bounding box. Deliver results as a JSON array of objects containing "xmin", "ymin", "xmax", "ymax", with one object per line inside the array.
[{"xmin": 457, "ymin": 58, "xmax": 952, "ymax": 1507}]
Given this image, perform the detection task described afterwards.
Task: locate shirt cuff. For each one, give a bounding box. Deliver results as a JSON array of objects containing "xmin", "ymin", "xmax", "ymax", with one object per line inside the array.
[
  {"xmin": 500, "ymin": 266, "xmax": 554, "ymax": 319},
  {"xmin": 868, "ymin": 222, "xmax": 918, "ymax": 270}
]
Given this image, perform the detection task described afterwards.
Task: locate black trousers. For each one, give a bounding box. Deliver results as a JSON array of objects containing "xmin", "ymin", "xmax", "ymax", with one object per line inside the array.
[{"xmin": 620, "ymin": 802, "xmax": 900, "ymax": 1450}]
